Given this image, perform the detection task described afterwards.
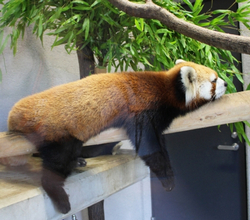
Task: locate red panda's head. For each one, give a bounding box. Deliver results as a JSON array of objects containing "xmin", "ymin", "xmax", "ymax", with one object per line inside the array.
[{"xmin": 175, "ymin": 59, "xmax": 227, "ymax": 108}]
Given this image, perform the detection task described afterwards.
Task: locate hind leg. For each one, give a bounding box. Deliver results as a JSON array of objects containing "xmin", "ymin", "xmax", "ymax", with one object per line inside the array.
[{"xmin": 38, "ymin": 137, "xmax": 84, "ymax": 214}]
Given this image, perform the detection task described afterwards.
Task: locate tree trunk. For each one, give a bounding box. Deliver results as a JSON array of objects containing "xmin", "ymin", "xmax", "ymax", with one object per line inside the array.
[
  {"xmin": 76, "ymin": 43, "xmax": 95, "ymax": 78},
  {"xmin": 76, "ymin": 42, "xmax": 105, "ymax": 220},
  {"xmin": 88, "ymin": 200, "xmax": 105, "ymax": 220}
]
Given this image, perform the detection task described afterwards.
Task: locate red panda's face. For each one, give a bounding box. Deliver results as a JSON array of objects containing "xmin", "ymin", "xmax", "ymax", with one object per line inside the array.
[{"xmin": 176, "ymin": 59, "xmax": 227, "ymax": 107}]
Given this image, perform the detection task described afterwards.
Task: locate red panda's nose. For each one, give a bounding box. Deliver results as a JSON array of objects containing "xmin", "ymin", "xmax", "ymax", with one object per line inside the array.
[{"xmin": 224, "ymin": 81, "xmax": 228, "ymax": 87}]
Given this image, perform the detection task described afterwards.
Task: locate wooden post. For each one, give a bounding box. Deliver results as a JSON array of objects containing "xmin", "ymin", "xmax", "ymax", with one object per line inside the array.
[
  {"xmin": 88, "ymin": 200, "xmax": 105, "ymax": 220},
  {"xmin": 87, "ymin": 67, "xmax": 107, "ymax": 220}
]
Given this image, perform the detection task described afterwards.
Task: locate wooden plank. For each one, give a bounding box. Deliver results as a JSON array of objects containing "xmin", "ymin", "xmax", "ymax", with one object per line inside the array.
[{"xmin": 165, "ymin": 90, "xmax": 250, "ymax": 133}]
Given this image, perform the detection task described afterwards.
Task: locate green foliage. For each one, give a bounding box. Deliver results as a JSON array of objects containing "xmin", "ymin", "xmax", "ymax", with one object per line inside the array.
[
  {"xmin": 0, "ymin": 29, "xmax": 9, "ymax": 82},
  {"xmin": 1, "ymin": 0, "xmax": 250, "ymax": 142}
]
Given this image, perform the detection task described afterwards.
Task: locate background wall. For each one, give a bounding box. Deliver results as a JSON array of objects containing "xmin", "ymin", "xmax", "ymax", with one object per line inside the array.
[
  {"xmin": 0, "ymin": 27, "xmax": 80, "ymax": 131},
  {"xmin": 0, "ymin": 27, "xmax": 151, "ymax": 220}
]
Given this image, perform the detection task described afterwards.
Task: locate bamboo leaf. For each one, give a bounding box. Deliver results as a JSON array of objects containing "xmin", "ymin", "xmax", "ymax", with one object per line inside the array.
[
  {"xmin": 212, "ymin": 10, "xmax": 231, "ymax": 14},
  {"xmin": 71, "ymin": 0, "xmax": 89, "ymax": 5},
  {"xmin": 38, "ymin": 16, "xmax": 43, "ymax": 37},
  {"xmin": 0, "ymin": 34, "xmax": 10, "ymax": 54},
  {"xmin": 182, "ymin": 0, "xmax": 193, "ymax": 10},
  {"xmin": 246, "ymin": 83, "xmax": 250, "ymax": 91},
  {"xmin": 84, "ymin": 18, "xmax": 90, "ymax": 40},
  {"xmin": 91, "ymin": 0, "xmax": 101, "ymax": 8},
  {"xmin": 135, "ymin": 19, "xmax": 142, "ymax": 31},
  {"xmin": 48, "ymin": 8, "xmax": 63, "ymax": 22},
  {"xmin": 73, "ymin": 6, "xmax": 92, "ymax": 11}
]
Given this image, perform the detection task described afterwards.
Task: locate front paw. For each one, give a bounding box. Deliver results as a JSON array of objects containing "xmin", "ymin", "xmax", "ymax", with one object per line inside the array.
[
  {"xmin": 158, "ymin": 174, "xmax": 175, "ymax": 191},
  {"xmin": 77, "ymin": 157, "xmax": 87, "ymax": 167}
]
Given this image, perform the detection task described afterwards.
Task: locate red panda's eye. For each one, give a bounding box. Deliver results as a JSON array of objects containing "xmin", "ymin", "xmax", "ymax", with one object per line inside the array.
[{"xmin": 211, "ymin": 79, "xmax": 217, "ymax": 83}]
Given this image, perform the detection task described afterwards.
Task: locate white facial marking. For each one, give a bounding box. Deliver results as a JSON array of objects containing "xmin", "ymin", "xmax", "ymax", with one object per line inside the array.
[
  {"xmin": 210, "ymin": 73, "xmax": 217, "ymax": 82},
  {"xmin": 199, "ymin": 81, "xmax": 212, "ymax": 100},
  {"xmin": 215, "ymin": 77, "xmax": 227, "ymax": 99}
]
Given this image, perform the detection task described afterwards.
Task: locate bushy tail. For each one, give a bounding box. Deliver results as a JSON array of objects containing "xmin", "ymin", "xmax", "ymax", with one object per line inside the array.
[{"xmin": 0, "ymin": 132, "xmax": 36, "ymax": 166}]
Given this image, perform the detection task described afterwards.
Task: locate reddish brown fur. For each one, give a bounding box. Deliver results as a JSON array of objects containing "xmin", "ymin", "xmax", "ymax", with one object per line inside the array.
[{"xmin": 7, "ymin": 62, "xmax": 215, "ymax": 144}]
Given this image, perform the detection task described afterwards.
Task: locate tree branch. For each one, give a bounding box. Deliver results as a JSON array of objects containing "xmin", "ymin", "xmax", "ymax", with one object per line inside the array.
[{"xmin": 108, "ymin": 0, "xmax": 250, "ymax": 54}]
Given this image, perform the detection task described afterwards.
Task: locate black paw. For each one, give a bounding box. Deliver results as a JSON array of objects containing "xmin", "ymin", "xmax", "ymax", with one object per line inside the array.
[
  {"xmin": 41, "ymin": 168, "xmax": 71, "ymax": 214},
  {"xmin": 158, "ymin": 175, "xmax": 175, "ymax": 191},
  {"xmin": 54, "ymin": 195, "xmax": 71, "ymax": 214},
  {"xmin": 77, "ymin": 157, "xmax": 87, "ymax": 167},
  {"xmin": 141, "ymin": 151, "xmax": 175, "ymax": 191}
]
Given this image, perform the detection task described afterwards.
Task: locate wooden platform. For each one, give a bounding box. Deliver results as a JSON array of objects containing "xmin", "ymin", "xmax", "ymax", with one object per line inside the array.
[{"xmin": 0, "ymin": 154, "xmax": 149, "ymax": 220}]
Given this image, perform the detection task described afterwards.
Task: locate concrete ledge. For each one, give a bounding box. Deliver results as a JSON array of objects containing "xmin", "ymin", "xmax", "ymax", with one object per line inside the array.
[{"xmin": 0, "ymin": 155, "xmax": 149, "ymax": 220}]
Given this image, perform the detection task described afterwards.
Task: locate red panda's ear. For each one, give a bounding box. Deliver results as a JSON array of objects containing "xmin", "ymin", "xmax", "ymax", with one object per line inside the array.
[
  {"xmin": 175, "ymin": 59, "xmax": 187, "ymax": 65},
  {"xmin": 180, "ymin": 66, "xmax": 197, "ymax": 86}
]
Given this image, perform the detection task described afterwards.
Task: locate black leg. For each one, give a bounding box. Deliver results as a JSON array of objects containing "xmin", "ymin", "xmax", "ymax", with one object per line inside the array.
[
  {"xmin": 141, "ymin": 149, "xmax": 175, "ymax": 191},
  {"xmin": 38, "ymin": 137, "xmax": 84, "ymax": 214},
  {"xmin": 125, "ymin": 113, "xmax": 175, "ymax": 191}
]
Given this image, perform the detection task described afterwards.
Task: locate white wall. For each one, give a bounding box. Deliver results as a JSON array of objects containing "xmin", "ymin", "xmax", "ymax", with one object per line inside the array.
[
  {"xmin": 0, "ymin": 27, "xmax": 152, "ymax": 220},
  {"xmin": 0, "ymin": 27, "xmax": 80, "ymax": 131}
]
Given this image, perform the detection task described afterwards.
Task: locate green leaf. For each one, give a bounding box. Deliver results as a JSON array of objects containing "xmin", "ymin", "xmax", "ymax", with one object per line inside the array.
[
  {"xmin": 246, "ymin": 83, "xmax": 250, "ymax": 91},
  {"xmin": 62, "ymin": 15, "xmax": 81, "ymax": 26},
  {"xmin": 219, "ymin": 71, "xmax": 236, "ymax": 92},
  {"xmin": 236, "ymin": 0, "xmax": 249, "ymax": 2},
  {"xmin": 91, "ymin": 0, "xmax": 101, "ymax": 8},
  {"xmin": 71, "ymin": 0, "xmax": 89, "ymax": 5},
  {"xmin": 142, "ymin": 57, "xmax": 153, "ymax": 67},
  {"xmin": 210, "ymin": 14, "xmax": 227, "ymax": 25},
  {"xmin": 51, "ymin": 26, "xmax": 69, "ymax": 35},
  {"xmin": 73, "ymin": 6, "xmax": 91, "ymax": 11},
  {"xmin": 237, "ymin": 2, "xmax": 250, "ymax": 13},
  {"xmin": 244, "ymin": 121, "xmax": 250, "ymax": 128},
  {"xmin": 0, "ymin": 33, "xmax": 10, "ymax": 54},
  {"xmin": 84, "ymin": 18, "xmax": 90, "ymax": 40},
  {"xmin": 212, "ymin": 10, "xmax": 231, "ymax": 15},
  {"xmin": 182, "ymin": 0, "xmax": 193, "ymax": 10},
  {"xmin": 235, "ymin": 72, "xmax": 244, "ymax": 84},
  {"xmin": 135, "ymin": 18, "xmax": 144, "ymax": 31},
  {"xmin": 192, "ymin": 0, "xmax": 203, "ymax": 16},
  {"xmin": 38, "ymin": 16, "xmax": 43, "ymax": 37},
  {"xmin": 48, "ymin": 8, "xmax": 63, "ymax": 22},
  {"xmin": 101, "ymin": 14, "xmax": 121, "ymax": 28}
]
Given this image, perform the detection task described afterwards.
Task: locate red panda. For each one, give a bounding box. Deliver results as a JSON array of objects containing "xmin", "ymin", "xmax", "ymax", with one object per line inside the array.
[{"xmin": 3, "ymin": 60, "xmax": 227, "ymax": 213}]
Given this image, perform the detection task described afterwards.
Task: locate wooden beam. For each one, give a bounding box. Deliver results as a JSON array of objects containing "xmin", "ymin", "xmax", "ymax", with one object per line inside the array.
[{"xmin": 165, "ymin": 90, "xmax": 250, "ymax": 134}]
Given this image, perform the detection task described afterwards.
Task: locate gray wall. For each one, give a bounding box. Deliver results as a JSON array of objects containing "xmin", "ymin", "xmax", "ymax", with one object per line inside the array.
[{"xmin": 0, "ymin": 27, "xmax": 80, "ymax": 131}]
